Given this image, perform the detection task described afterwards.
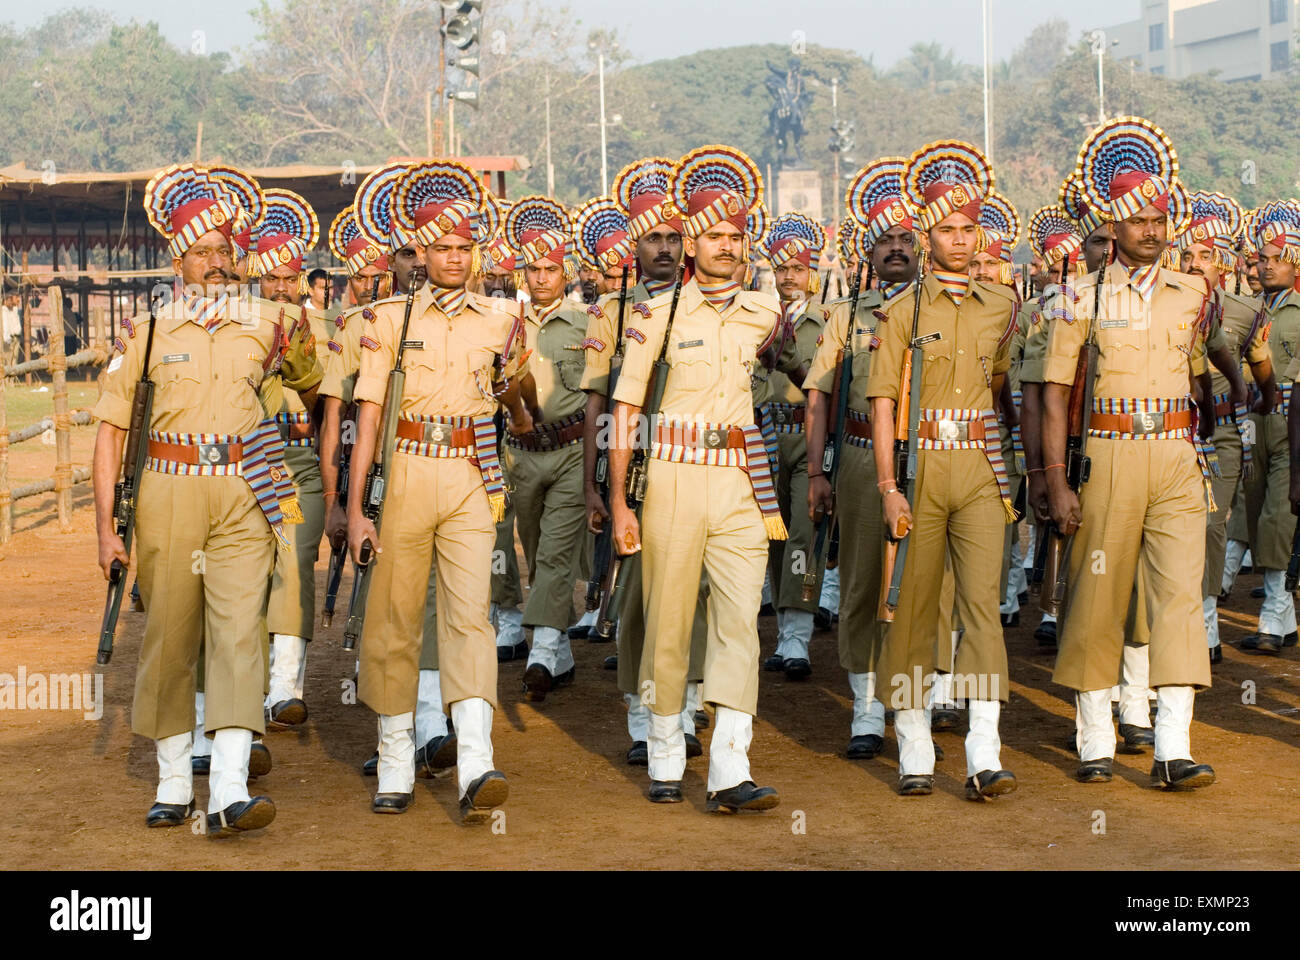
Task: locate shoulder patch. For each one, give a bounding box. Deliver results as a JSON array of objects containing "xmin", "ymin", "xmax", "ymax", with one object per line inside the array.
[
  {"xmin": 122, "ymin": 316, "xmax": 136, "ymax": 339},
  {"xmin": 625, "ymin": 327, "xmax": 646, "ymax": 344},
  {"xmin": 868, "ymin": 334, "xmax": 882, "ymax": 351},
  {"xmin": 632, "ymin": 302, "xmax": 651, "ymax": 319},
  {"xmin": 581, "ymin": 337, "xmax": 607, "ymax": 352},
  {"xmin": 1261, "ymin": 321, "xmax": 1271, "ymax": 343},
  {"xmin": 873, "ymin": 310, "xmax": 889, "ymax": 323},
  {"xmin": 815, "ymin": 333, "xmax": 824, "ymax": 346},
  {"xmin": 362, "ymin": 307, "xmax": 376, "ymax": 322},
  {"xmin": 359, "ymin": 335, "xmax": 380, "ymax": 351},
  {"xmin": 113, "ymin": 336, "xmax": 127, "ymax": 354},
  {"xmin": 327, "ymin": 339, "xmax": 343, "ymax": 353},
  {"xmin": 586, "ymin": 303, "xmax": 604, "ymax": 318}
]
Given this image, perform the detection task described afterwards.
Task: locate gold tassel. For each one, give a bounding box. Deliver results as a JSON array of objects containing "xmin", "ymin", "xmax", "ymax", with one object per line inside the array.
[
  {"xmin": 297, "ymin": 272, "xmax": 308, "ymax": 298},
  {"xmin": 489, "ymin": 491, "xmax": 507, "ymax": 523},
  {"xmin": 809, "ymin": 272, "xmax": 820, "ymax": 295},
  {"xmin": 281, "ymin": 496, "xmax": 304, "ymax": 524},
  {"xmin": 765, "ymin": 514, "xmax": 789, "ymax": 541},
  {"xmin": 1002, "ymin": 496, "xmax": 1018, "ymax": 524},
  {"xmin": 471, "ymin": 244, "xmax": 483, "ymax": 277},
  {"xmin": 999, "ymin": 262, "xmax": 1013, "ymax": 286}
]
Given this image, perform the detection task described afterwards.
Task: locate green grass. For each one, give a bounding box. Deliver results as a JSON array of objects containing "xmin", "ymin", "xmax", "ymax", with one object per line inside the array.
[{"xmin": 3, "ymin": 381, "xmax": 102, "ymax": 427}]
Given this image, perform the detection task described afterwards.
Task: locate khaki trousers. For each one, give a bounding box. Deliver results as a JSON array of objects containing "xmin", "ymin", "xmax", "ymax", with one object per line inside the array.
[
  {"xmin": 134, "ymin": 472, "xmax": 275, "ymax": 739},
  {"xmin": 640, "ymin": 460, "xmax": 767, "ymax": 717},
  {"xmin": 881, "ymin": 449, "xmax": 1008, "ymax": 710},
  {"xmin": 770, "ymin": 431, "xmax": 824, "ymax": 613},
  {"xmin": 835, "ymin": 443, "xmax": 885, "ymax": 674},
  {"xmin": 1243, "ymin": 412, "xmax": 1295, "ymax": 571},
  {"xmin": 266, "ymin": 444, "xmax": 325, "ymax": 640},
  {"xmin": 1054, "ymin": 438, "xmax": 1211, "ymax": 692},
  {"xmin": 616, "ymin": 550, "xmax": 707, "ymax": 695},
  {"xmin": 1203, "ymin": 421, "xmax": 1243, "ymax": 597},
  {"xmin": 505, "ymin": 442, "xmax": 587, "ymax": 630},
  {"xmin": 358, "ymin": 453, "xmax": 498, "ymax": 716}
]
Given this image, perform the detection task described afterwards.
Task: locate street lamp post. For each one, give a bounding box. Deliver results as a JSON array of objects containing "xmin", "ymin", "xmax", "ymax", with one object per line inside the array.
[
  {"xmin": 982, "ymin": 0, "xmax": 992, "ymax": 162},
  {"xmin": 1090, "ymin": 30, "xmax": 1107, "ymax": 124},
  {"xmin": 597, "ymin": 51, "xmax": 608, "ymax": 194}
]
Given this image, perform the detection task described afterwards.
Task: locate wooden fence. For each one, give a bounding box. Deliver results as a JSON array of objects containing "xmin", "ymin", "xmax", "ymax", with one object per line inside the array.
[{"xmin": 1, "ymin": 285, "xmax": 107, "ymax": 542}]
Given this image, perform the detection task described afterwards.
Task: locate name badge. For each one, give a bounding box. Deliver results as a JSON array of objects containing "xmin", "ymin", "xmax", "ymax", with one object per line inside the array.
[
  {"xmin": 913, "ymin": 332, "xmax": 942, "ymax": 346},
  {"xmin": 677, "ymin": 339, "xmax": 704, "ymax": 349},
  {"xmin": 402, "ymin": 340, "xmax": 425, "ymax": 350},
  {"xmin": 1100, "ymin": 319, "xmax": 1128, "ymax": 329},
  {"xmin": 161, "ymin": 353, "xmax": 190, "ymax": 364}
]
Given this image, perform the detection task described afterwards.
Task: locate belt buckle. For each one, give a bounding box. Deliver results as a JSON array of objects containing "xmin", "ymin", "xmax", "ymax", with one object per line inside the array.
[
  {"xmin": 197, "ymin": 443, "xmax": 231, "ymax": 466},
  {"xmin": 702, "ymin": 428, "xmax": 725, "ymax": 449},
  {"xmin": 426, "ymin": 423, "xmax": 447, "ymax": 445},
  {"xmin": 1132, "ymin": 411, "xmax": 1163, "ymax": 434},
  {"xmin": 936, "ymin": 419, "xmax": 962, "ymax": 443},
  {"xmin": 772, "ymin": 407, "xmax": 790, "ymax": 425}
]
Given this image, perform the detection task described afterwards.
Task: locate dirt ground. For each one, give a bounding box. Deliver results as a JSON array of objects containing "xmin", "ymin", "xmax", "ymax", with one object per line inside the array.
[{"xmin": 1, "ymin": 477, "xmax": 1299, "ymax": 869}]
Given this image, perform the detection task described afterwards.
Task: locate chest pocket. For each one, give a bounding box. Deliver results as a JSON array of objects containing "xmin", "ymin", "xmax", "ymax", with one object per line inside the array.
[
  {"xmin": 849, "ymin": 324, "xmax": 876, "ymax": 381},
  {"xmin": 668, "ymin": 338, "xmax": 713, "ymax": 391},
  {"xmin": 919, "ymin": 335, "xmax": 952, "ymax": 393},
  {"xmin": 231, "ymin": 357, "xmax": 265, "ymax": 416},
  {"xmin": 152, "ymin": 358, "xmax": 203, "ymax": 414},
  {"xmin": 1099, "ymin": 327, "xmax": 1144, "ymax": 377},
  {"xmin": 555, "ymin": 353, "xmax": 587, "ymax": 393},
  {"xmin": 1165, "ymin": 326, "xmax": 1197, "ymax": 376},
  {"xmin": 976, "ymin": 332, "xmax": 1001, "ymax": 384},
  {"xmin": 403, "ymin": 349, "xmax": 440, "ymax": 401},
  {"xmin": 464, "ymin": 345, "xmax": 499, "ymax": 403}
]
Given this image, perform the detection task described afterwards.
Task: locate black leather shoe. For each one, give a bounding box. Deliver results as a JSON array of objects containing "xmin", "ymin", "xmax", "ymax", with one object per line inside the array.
[
  {"xmin": 415, "ymin": 732, "xmax": 457, "ymax": 778},
  {"xmin": 1151, "ymin": 759, "xmax": 1215, "ymax": 790},
  {"xmin": 361, "ymin": 750, "xmax": 378, "ymax": 776},
  {"xmin": 146, "ymin": 799, "xmax": 195, "ymax": 827},
  {"xmin": 684, "ymin": 733, "xmax": 703, "ymax": 758},
  {"xmin": 1018, "ymin": 590, "xmax": 1030, "ymax": 606},
  {"xmin": 248, "ymin": 742, "xmax": 272, "ymax": 779},
  {"xmin": 522, "ymin": 663, "xmax": 553, "ymax": 701},
  {"xmin": 695, "ymin": 710, "xmax": 709, "ymax": 729},
  {"xmin": 372, "ymin": 792, "xmax": 414, "ymax": 814},
  {"xmin": 648, "ymin": 780, "xmax": 683, "ymax": 803},
  {"xmin": 567, "ymin": 622, "xmax": 592, "ymax": 640},
  {"xmin": 1209, "ymin": 644, "xmax": 1223, "ymax": 665},
  {"xmin": 784, "ymin": 658, "xmax": 812, "ymax": 681},
  {"xmin": 759, "ymin": 602, "xmax": 776, "ymax": 617},
  {"xmin": 931, "ymin": 708, "xmax": 960, "ymax": 732},
  {"xmin": 1239, "ymin": 633, "xmax": 1261, "ymax": 650},
  {"xmin": 1076, "ymin": 757, "xmax": 1113, "ymax": 782},
  {"xmin": 1034, "ymin": 620, "xmax": 1058, "ymax": 649},
  {"xmin": 707, "ymin": 780, "xmax": 780, "ymax": 813},
  {"xmin": 1250, "ymin": 585, "xmax": 1265, "ymax": 599},
  {"xmin": 553, "ymin": 665, "xmax": 576, "ymax": 689},
  {"xmin": 269, "ymin": 698, "xmax": 307, "ymax": 726},
  {"xmin": 1218, "ymin": 589, "xmax": 1230, "ymax": 603},
  {"xmin": 130, "ymin": 580, "xmax": 144, "ymax": 612},
  {"xmin": 1001, "ymin": 611, "xmax": 1020, "ymax": 627},
  {"xmin": 814, "ymin": 607, "xmax": 833, "ymax": 632},
  {"xmin": 626, "ymin": 741, "xmax": 648, "ymax": 766},
  {"xmin": 207, "ymin": 796, "xmax": 276, "ymax": 837},
  {"xmin": 965, "ymin": 769, "xmax": 1018, "ymax": 801},
  {"xmin": 1285, "ymin": 631, "xmax": 1298, "ymax": 647},
  {"xmin": 1251, "ymin": 633, "xmax": 1283, "ymax": 654},
  {"xmin": 898, "ymin": 774, "xmax": 933, "ymax": 796},
  {"xmin": 603, "ymin": 654, "xmax": 619, "ymax": 670},
  {"xmin": 497, "ymin": 640, "xmax": 528, "ymax": 662},
  {"xmin": 846, "ymin": 733, "xmax": 884, "ymax": 759},
  {"xmin": 1118, "ymin": 723, "xmax": 1154, "ymax": 752},
  {"xmin": 192, "ymin": 755, "xmax": 210, "ymax": 776},
  {"xmin": 934, "ymin": 743, "xmax": 945, "ymax": 761},
  {"xmin": 762, "ymin": 652, "xmax": 786, "ymax": 672},
  {"xmin": 459, "ymin": 770, "xmax": 508, "ymax": 824}
]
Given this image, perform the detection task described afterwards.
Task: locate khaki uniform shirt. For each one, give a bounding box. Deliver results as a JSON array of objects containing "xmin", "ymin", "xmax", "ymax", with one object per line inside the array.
[
  {"xmin": 612, "ymin": 278, "xmax": 780, "ymax": 427},
  {"xmin": 580, "ymin": 280, "xmax": 658, "ymax": 395},
  {"xmin": 1208, "ymin": 289, "xmax": 1268, "ymax": 396},
  {"xmin": 264, "ymin": 305, "xmax": 330, "ymax": 417},
  {"xmin": 758, "ymin": 302, "xmax": 823, "ymax": 406},
  {"xmin": 320, "ymin": 302, "xmax": 371, "ymax": 405},
  {"xmin": 806, "ymin": 289, "xmax": 889, "ymax": 416},
  {"xmin": 1018, "ymin": 291, "xmax": 1056, "ymax": 385},
  {"xmin": 526, "ymin": 300, "xmax": 589, "ymax": 422},
  {"xmin": 354, "ymin": 288, "xmax": 527, "ymax": 417},
  {"xmin": 95, "ymin": 296, "xmax": 321, "ymax": 433},
  {"xmin": 865, "ymin": 275, "xmax": 1015, "ymax": 410},
  {"xmin": 1043, "ymin": 263, "xmax": 1208, "ymax": 395}
]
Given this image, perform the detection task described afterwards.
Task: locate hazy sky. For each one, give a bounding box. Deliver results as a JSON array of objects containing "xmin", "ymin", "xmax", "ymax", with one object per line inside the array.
[{"xmin": 0, "ymin": 0, "xmax": 1140, "ymax": 66}]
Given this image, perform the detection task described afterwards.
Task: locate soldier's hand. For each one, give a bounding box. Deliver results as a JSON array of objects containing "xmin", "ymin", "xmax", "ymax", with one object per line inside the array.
[
  {"xmin": 1198, "ymin": 415, "xmax": 1213, "ymax": 441},
  {"xmin": 612, "ymin": 505, "xmax": 641, "ymax": 557},
  {"xmin": 1251, "ymin": 393, "xmax": 1271, "ymax": 415},
  {"xmin": 1231, "ymin": 380, "xmax": 1248, "ymax": 408},
  {"xmin": 882, "ymin": 490, "xmax": 912, "ymax": 540},
  {"xmin": 1027, "ymin": 471, "xmax": 1051, "ymax": 524},
  {"xmin": 325, "ymin": 499, "xmax": 348, "ymax": 549},
  {"xmin": 348, "ymin": 514, "xmax": 381, "ymax": 566},
  {"xmin": 586, "ymin": 484, "xmax": 610, "ymax": 534},
  {"xmin": 808, "ymin": 474, "xmax": 834, "ymax": 523},
  {"xmin": 1048, "ymin": 487, "xmax": 1082, "ymax": 536},
  {"xmin": 98, "ymin": 531, "xmax": 129, "ymax": 580}
]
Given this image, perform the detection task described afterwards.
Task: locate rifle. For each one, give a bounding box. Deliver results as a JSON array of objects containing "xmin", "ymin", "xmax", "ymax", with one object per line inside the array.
[
  {"xmin": 322, "ymin": 278, "xmax": 384, "ymax": 627},
  {"xmin": 804, "ymin": 260, "xmax": 865, "ymax": 600},
  {"xmin": 1285, "ymin": 523, "xmax": 1300, "ymax": 592},
  {"xmin": 98, "ymin": 292, "xmax": 162, "ymax": 664},
  {"xmin": 342, "ymin": 278, "xmax": 421, "ymax": 651},
  {"xmin": 603, "ymin": 269, "xmax": 684, "ymax": 626},
  {"xmin": 879, "ymin": 254, "xmax": 926, "ymax": 621},
  {"xmin": 588, "ymin": 263, "xmax": 630, "ymax": 637},
  {"xmin": 1041, "ymin": 248, "xmax": 1107, "ymax": 616}
]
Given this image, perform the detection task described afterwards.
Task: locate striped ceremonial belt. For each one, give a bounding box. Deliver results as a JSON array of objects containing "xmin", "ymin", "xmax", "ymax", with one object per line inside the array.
[
  {"xmin": 844, "ymin": 409, "xmax": 872, "ymax": 448},
  {"xmin": 275, "ymin": 411, "xmax": 315, "ymax": 447},
  {"xmin": 1010, "ymin": 389, "xmax": 1025, "ymax": 472},
  {"xmin": 1278, "ymin": 382, "xmax": 1293, "ymax": 418},
  {"xmin": 146, "ymin": 423, "xmax": 301, "ymax": 547},
  {"xmin": 753, "ymin": 404, "xmax": 780, "ymax": 476},
  {"xmin": 505, "ymin": 411, "xmax": 586, "ymax": 452},
  {"xmin": 765, "ymin": 402, "xmax": 806, "ymax": 435},
  {"xmin": 394, "ymin": 414, "xmax": 507, "ymax": 521},
  {"xmin": 1088, "ymin": 398, "xmax": 1192, "ymax": 440},
  {"xmin": 918, "ymin": 408, "xmax": 1015, "ymax": 522},
  {"xmin": 1211, "ymin": 392, "xmax": 1235, "ymax": 427}
]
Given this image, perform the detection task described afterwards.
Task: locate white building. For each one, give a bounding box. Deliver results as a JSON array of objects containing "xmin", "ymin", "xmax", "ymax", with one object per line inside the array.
[{"xmin": 1100, "ymin": 0, "xmax": 1297, "ymax": 81}]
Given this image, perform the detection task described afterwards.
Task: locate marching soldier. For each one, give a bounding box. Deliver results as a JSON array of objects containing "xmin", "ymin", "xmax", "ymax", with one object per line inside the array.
[
  {"xmin": 247, "ymin": 188, "xmax": 329, "ymax": 726},
  {"xmin": 756, "ymin": 213, "xmax": 824, "ymax": 680},
  {"xmin": 347, "ymin": 159, "xmax": 534, "ymax": 822},
  {"xmin": 94, "ymin": 164, "xmax": 322, "ymax": 833},
  {"xmin": 609, "ymin": 145, "xmax": 784, "ymax": 811},
  {"xmin": 806, "ymin": 158, "xmax": 918, "ymax": 758},
  {"xmin": 580, "ymin": 162, "xmax": 709, "ymax": 763},
  {"xmin": 866, "ymin": 140, "xmax": 1019, "ymax": 800},
  {"xmin": 1242, "ymin": 199, "xmax": 1300, "ymax": 653},
  {"xmin": 498, "ymin": 196, "xmax": 589, "ymax": 702},
  {"xmin": 1176, "ymin": 192, "xmax": 1273, "ymax": 663},
  {"xmin": 1043, "ymin": 117, "xmax": 1215, "ymax": 788}
]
